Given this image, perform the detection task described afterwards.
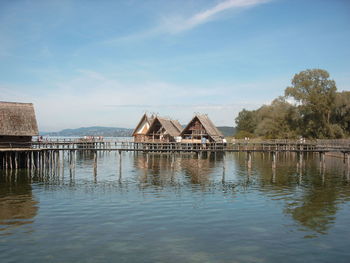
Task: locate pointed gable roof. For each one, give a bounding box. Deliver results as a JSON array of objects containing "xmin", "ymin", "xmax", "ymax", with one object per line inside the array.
[
  {"xmin": 132, "ymin": 113, "xmax": 154, "ymax": 136},
  {"xmin": 147, "ymin": 116, "xmax": 183, "ymax": 137},
  {"xmin": 0, "ymin": 101, "xmax": 39, "ymax": 136},
  {"xmin": 181, "ymin": 114, "xmax": 224, "ymax": 142}
]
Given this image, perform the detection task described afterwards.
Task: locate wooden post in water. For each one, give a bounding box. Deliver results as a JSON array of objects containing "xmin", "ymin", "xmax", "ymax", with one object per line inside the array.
[
  {"xmin": 272, "ymin": 151, "xmax": 276, "ymax": 169},
  {"xmin": 171, "ymin": 153, "xmax": 175, "ymax": 169},
  {"xmin": 93, "ymin": 150, "xmax": 97, "ymax": 176},
  {"xmin": 322, "ymin": 152, "xmax": 326, "ymax": 168},
  {"xmin": 9, "ymin": 153, "xmax": 12, "ymax": 170},
  {"xmin": 14, "ymin": 152, "xmax": 18, "ymax": 170},
  {"xmin": 119, "ymin": 150, "xmax": 122, "ymax": 177},
  {"xmin": 247, "ymin": 151, "xmax": 252, "ymax": 169}
]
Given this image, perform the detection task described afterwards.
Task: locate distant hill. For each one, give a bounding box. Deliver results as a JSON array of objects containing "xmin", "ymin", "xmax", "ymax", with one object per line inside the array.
[
  {"xmin": 217, "ymin": 126, "xmax": 236, "ymax": 137},
  {"xmin": 41, "ymin": 125, "xmax": 236, "ymax": 138},
  {"xmin": 41, "ymin": 126, "xmax": 133, "ymax": 137}
]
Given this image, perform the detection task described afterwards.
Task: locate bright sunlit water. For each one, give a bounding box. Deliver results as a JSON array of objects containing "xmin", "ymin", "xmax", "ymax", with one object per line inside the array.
[{"xmin": 1, "ymin": 151, "xmax": 350, "ymax": 263}]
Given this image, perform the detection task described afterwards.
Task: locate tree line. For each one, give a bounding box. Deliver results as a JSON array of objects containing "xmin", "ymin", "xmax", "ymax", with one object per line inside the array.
[{"xmin": 235, "ymin": 69, "xmax": 350, "ymax": 139}]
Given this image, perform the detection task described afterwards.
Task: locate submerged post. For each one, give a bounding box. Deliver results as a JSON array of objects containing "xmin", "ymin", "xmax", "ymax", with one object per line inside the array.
[
  {"xmin": 93, "ymin": 150, "xmax": 97, "ymax": 176},
  {"xmin": 272, "ymin": 151, "xmax": 276, "ymax": 169},
  {"xmin": 119, "ymin": 150, "xmax": 122, "ymax": 177},
  {"xmin": 247, "ymin": 151, "xmax": 252, "ymax": 169}
]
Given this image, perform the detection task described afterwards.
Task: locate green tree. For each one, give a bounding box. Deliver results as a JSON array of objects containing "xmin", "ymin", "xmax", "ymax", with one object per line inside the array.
[
  {"xmin": 234, "ymin": 109, "xmax": 257, "ymax": 138},
  {"xmin": 332, "ymin": 91, "xmax": 350, "ymax": 136},
  {"xmin": 285, "ymin": 69, "xmax": 337, "ymax": 138},
  {"xmin": 255, "ymin": 97, "xmax": 299, "ymax": 139}
]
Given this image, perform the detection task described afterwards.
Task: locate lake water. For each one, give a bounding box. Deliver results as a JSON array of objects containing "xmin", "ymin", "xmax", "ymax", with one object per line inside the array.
[{"xmin": 1, "ymin": 151, "xmax": 350, "ymax": 263}]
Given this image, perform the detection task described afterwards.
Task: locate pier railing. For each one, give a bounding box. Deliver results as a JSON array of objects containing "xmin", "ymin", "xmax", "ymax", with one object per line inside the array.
[
  {"xmin": 1, "ymin": 138, "xmax": 350, "ymax": 153},
  {"xmin": 1, "ymin": 138, "xmax": 350, "ymax": 170}
]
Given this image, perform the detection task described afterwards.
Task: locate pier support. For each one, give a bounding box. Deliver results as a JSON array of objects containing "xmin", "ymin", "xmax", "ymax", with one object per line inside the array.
[
  {"xmin": 119, "ymin": 150, "xmax": 122, "ymax": 177},
  {"xmin": 272, "ymin": 151, "xmax": 276, "ymax": 169},
  {"xmin": 93, "ymin": 150, "xmax": 97, "ymax": 177},
  {"xmin": 246, "ymin": 151, "xmax": 252, "ymax": 169}
]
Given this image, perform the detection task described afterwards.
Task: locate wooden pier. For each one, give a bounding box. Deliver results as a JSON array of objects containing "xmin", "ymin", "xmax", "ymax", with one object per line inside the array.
[{"xmin": 1, "ymin": 139, "xmax": 350, "ymax": 170}]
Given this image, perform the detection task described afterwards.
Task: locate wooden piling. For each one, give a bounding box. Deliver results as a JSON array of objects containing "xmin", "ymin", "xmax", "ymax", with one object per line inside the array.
[
  {"xmin": 272, "ymin": 151, "xmax": 276, "ymax": 169},
  {"xmin": 247, "ymin": 151, "xmax": 252, "ymax": 169}
]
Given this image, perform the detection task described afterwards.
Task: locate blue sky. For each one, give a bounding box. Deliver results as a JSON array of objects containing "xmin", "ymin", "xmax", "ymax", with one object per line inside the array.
[{"xmin": 0, "ymin": 0, "xmax": 349, "ymax": 131}]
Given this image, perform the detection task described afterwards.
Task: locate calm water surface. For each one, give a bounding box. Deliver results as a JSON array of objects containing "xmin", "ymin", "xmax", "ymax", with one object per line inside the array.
[{"xmin": 1, "ymin": 152, "xmax": 350, "ymax": 263}]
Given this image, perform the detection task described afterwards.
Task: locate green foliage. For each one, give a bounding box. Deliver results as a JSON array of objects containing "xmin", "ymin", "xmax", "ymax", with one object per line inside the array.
[
  {"xmin": 285, "ymin": 69, "xmax": 337, "ymax": 138},
  {"xmin": 332, "ymin": 91, "xmax": 350, "ymax": 136},
  {"xmin": 234, "ymin": 69, "xmax": 349, "ymax": 139},
  {"xmin": 255, "ymin": 97, "xmax": 299, "ymax": 139},
  {"xmin": 235, "ymin": 109, "xmax": 257, "ymax": 134}
]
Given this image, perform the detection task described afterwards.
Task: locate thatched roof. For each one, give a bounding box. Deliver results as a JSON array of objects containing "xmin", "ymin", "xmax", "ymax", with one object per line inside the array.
[
  {"xmin": 181, "ymin": 114, "xmax": 224, "ymax": 142},
  {"xmin": 0, "ymin": 102, "xmax": 39, "ymax": 136},
  {"xmin": 132, "ymin": 113, "xmax": 154, "ymax": 136},
  {"xmin": 147, "ymin": 116, "xmax": 183, "ymax": 137}
]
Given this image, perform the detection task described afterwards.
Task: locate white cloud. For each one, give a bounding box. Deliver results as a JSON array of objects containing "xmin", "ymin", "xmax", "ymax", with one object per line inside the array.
[
  {"xmin": 103, "ymin": 0, "xmax": 271, "ymax": 45},
  {"xmin": 0, "ymin": 69, "xmax": 273, "ymax": 131},
  {"xmin": 163, "ymin": 0, "xmax": 271, "ymax": 33}
]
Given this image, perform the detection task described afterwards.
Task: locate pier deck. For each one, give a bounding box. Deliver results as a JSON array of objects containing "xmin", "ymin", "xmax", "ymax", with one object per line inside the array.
[{"xmin": 1, "ymin": 139, "xmax": 350, "ymax": 170}]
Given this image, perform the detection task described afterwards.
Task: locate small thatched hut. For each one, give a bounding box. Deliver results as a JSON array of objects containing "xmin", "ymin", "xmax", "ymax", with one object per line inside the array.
[
  {"xmin": 132, "ymin": 113, "xmax": 155, "ymax": 142},
  {"xmin": 0, "ymin": 101, "xmax": 39, "ymax": 147},
  {"xmin": 181, "ymin": 114, "xmax": 224, "ymax": 143},
  {"xmin": 146, "ymin": 116, "xmax": 183, "ymax": 142}
]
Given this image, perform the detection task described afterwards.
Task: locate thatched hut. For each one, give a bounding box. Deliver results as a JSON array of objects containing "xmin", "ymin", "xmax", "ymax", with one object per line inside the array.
[
  {"xmin": 0, "ymin": 101, "xmax": 39, "ymax": 147},
  {"xmin": 146, "ymin": 116, "xmax": 183, "ymax": 142},
  {"xmin": 181, "ymin": 114, "xmax": 224, "ymax": 143},
  {"xmin": 132, "ymin": 113, "xmax": 155, "ymax": 142}
]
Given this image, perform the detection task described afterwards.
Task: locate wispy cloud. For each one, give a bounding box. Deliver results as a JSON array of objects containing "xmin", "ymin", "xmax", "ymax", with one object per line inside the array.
[
  {"xmin": 163, "ymin": 0, "xmax": 271, "ymax": 33},
  {"xmin": 103, "ymin": 0, "xmax": 271, "ymax": 44}
]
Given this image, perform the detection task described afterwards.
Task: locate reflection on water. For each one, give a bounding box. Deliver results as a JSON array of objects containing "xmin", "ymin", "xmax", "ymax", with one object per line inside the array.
[
  {"xmin": 0, "ymin": 171, "xmax": 38, "ymax": 234},
  {"xmin": 0, "ymin": 151, "xmax": 350, "ymax": 263}
]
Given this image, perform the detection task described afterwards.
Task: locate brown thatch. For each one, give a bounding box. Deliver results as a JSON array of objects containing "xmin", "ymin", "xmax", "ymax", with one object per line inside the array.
[
  {"xmin": 0, "ymin": 102, "xmax": 39, "ymax": 136},
  {"xmin": 156, "ymin": 117, "xmax": 183, "ymax": 137},
  {"xmin": 146, "ymin": 116, "xmax": 183, "ymax": 141},
  {"xmin": 132, "ymin": 113, "xmax": 154, "ymax": 136},
  {"xmin": 181, "ymin": 114, "xmax": 224, "ymax": 142}
]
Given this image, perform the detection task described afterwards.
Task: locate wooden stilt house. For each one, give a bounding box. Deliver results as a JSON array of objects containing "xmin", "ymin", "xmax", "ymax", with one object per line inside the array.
[
  {"xmin": 146, "ymin": 116, "xmax": 183, "ymax": 142},
  {"xmin": 132, "ymin": 113, "xmax": 155, "ymax": 142},
  {"xmin": 181, "ymin": 114, "xmax": 224, "ymax": 143},
  {"xmin": 0, "ymin": 102, "xmax": 39, "ymax": 147}
]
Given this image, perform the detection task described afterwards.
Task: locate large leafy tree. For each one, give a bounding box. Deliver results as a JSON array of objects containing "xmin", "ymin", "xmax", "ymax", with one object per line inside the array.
[
  {"xmin": 284, "ymin": 69, "xmax": 337, "ymax": 138},
  {"xmin": 332, "ymin": 91, "xmax": 350, "ymax": 136},
  {"xmin": 255, "ymin": 97, "xmax": 299, "ymax": 139},
  {"xmin": 235, "ymin": 109, "xmax": 257, "ymax": 137}
]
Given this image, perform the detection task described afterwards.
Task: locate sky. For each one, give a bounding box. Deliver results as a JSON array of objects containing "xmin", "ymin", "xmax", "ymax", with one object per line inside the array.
[{"xmin": 0, "ymin": 0, "xmax": 349, "ymax": 131}]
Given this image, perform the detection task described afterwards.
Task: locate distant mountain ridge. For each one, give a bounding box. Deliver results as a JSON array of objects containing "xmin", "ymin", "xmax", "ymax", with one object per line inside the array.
[{"xmin": 41, "ymin": 126, "xmax": 235, "ymax": 137}]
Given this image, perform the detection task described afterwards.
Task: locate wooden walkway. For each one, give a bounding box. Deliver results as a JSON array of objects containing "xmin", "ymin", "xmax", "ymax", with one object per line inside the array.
[{"xmin": 1, "ymin": 139, "xmax": 350, "ymax": 170}]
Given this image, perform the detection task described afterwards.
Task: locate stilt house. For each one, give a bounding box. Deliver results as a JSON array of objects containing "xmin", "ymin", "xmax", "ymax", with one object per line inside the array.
[
  {"xmin": 0, "ymin": 102, "xmax": 39, "ymax": 147},
  {"xmin": 181, "ymin": 114, "xmax": 224, "ymax": 143},
  {"xmin": 146, "ymin": 116, "xmax": 183, "ymax": 142},
  {"xmin": 132, "ymin": 113, "xmax": 155, "ymax": 142}
]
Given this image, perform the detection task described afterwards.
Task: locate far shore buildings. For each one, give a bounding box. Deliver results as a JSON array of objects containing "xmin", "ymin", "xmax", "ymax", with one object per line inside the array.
[
  {"xmin": 132, "ymin": 113, "xmax": 224, "ymax": 143},
  {"xmin": 0, "ymin": 101, "xmax": 39, "ymax": 147}
]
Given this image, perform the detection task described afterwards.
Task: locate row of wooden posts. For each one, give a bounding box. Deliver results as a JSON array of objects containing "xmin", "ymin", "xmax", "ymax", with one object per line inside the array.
[{"xmin": 1, "ymin": 148, "xmax": 350, "ymax": 173}]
